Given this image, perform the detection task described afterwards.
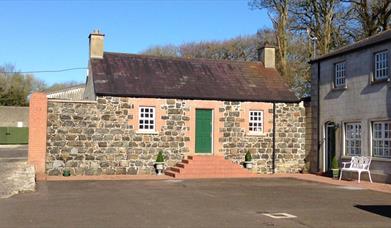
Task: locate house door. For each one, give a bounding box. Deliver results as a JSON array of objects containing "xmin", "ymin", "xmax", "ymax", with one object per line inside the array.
[
  {"xmin": 325, "ymin": 122, "xmax": 336, "ymax": 172},
  {"xmin": 195, "ymin": 109, "xmax": 212, "ymax": 154}
]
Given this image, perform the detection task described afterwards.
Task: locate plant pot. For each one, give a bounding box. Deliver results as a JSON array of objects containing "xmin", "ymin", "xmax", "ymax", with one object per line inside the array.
[
  {"xmin": 63, "ymin": 170, "xmax": 71, "ymax": 177},
  {"xmin": 244, "ymin": 161, "xmax": 253, "ymax": 169},
  {"xmin": 155, "ymin": 162, "xmax": 164, "ymax": 175},
  {"xmin": 332, "ymin": 169, "xmax": 339, "ymax": 179}
]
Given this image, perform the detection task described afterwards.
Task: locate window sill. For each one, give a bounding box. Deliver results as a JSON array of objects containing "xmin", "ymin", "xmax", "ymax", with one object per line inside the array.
[
  {"xmin": 341, "ymin": 155, "xmax": 355, "ymax": 160},
  {"xmin": 341, "ymin": 155, "xmax": 391, "ymax": 162},
  {"xmin": 372, "ymin": 157, "xmax": 391, "ymax": 162},
  {"xmin": 331, "ymin": 86, "xmax": 347, "ymax": 91},
  {"xmin": 136, "ymin": 131, "xmax": 159, "ymax": 135},
  {"xmin": 246, "ymin": 132, "xmax": 266, "ymax": 137},
  {"xmin": 370, "ymin": 78, "xmax": 389, "ymax": 85}
]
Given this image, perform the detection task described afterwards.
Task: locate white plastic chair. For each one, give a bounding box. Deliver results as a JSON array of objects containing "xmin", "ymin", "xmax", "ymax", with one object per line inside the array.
[{"xmin": 339, "ymin": 156, "xmax": 373, "ymax": 183}]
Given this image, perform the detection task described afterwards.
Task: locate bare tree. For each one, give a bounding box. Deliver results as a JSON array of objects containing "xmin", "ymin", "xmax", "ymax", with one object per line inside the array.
[
  {"xmin": 142, "ymin": 44, "xmax": 179, "ymax": 57},
  {"xmin": 141, "ymin": 35, "xmax": 261, "ymax": 61},
  {"xmin": 344, "ymin": 0, "xmax": 391, "ymax": 39},
  {"xmin": 290, "ymin": 0, "xmax": 350, "ymax": 56},
  {"xmin": 249, "ymin": 0, "xmax": 290, "ymax": 81}
]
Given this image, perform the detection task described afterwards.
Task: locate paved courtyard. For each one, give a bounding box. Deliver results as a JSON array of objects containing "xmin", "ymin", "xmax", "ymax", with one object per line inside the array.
[{"xmin": 0, "ymin": 178, "xmax": 390, "ymax": 228}]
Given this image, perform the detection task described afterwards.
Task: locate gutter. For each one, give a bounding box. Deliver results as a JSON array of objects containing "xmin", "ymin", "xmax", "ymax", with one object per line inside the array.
[
  {"xmin": 272, "ymin": 102, "xmax": 276, "ymax": 174},
  {"xmin": 95, "ymin": 92, "xmax": 301, "ymax": 104},
  {"xmin": 317, "ymin": 62, "xmax": 321, "ymax": 173}
]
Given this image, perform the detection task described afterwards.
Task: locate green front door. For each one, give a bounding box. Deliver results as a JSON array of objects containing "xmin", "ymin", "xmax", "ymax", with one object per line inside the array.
[{"xmin": 195, "ymin": 109, "xmax": 212, "ymax": 153}]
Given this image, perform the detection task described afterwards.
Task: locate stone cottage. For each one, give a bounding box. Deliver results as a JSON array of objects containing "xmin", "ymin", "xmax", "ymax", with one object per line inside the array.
[{"xmin": 28, "ymin": 31, "xmax": 306, "ymax": 179}]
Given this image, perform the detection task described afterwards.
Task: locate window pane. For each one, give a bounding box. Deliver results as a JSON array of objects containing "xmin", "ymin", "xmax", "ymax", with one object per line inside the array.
[
  {"xmin": 249, "ymin": 111, "xmax": 263, "ymax": 133},
  {"xmin": 346, "ymin": 123, "xmax": 361, "ymax": 156},
  {"xmin": 139, "ymin": 107, "xmax": 156, "ymax": 131},
  {"xmin": 375, "ymin": 51, "xmax": 389, "ymax": 80},
  {"xmin": 372, "ymin": 121, "xmax": 391, "ymax": 158},
  {"xmin": 335, "ymin": 62, "xmax": 346, "ymax": 87}
]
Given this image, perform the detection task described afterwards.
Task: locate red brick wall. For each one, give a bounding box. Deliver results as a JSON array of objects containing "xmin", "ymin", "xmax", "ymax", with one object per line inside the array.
[{"xmin": 28, "ymin": 93, "xmax": 48, "ymax": 180}]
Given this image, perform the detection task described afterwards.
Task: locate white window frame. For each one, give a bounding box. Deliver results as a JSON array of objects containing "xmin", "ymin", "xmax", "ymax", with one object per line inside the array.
[
  {"xmin": 249, "ymin": 110, "xmax": 263, "ymax": 134},
  {"xmin": 372, "ymin": 121, "xmax": 391, "ymax": 159},
  {"xmin": 345, "ymin": 123, "xmax": 361, "ymax": 156},
  {"xmin": 374, "ymin": 50, "xmax": 389, "ymax": 81},
  {"xmin": 138, "ymin": 106, "xmax": 156, "ymax": 133},
  {"xmin": 334, "ymin": 61, "xmax": 346, "ymax": 87}
]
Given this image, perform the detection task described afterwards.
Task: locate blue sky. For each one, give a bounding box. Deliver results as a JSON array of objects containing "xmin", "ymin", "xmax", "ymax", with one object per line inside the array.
[{"xmin": 0, "ymin": 0, "xmax": 271, "ymax": 85}]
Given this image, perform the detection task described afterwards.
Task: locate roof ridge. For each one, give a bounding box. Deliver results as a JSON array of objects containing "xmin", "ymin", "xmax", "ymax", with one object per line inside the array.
[
  {"xmin": 45, "ymin": 84, "xmax": 85, "ymax": 94},
  {"xmin": 104, "ymin": 51, "xmax": 264, "ymax": 66}
]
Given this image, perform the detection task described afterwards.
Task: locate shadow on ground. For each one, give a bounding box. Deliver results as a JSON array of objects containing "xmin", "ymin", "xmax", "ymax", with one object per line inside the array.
[{"xmin": 355, "ymin": 205, "xmax": 391, "ymax": 218}]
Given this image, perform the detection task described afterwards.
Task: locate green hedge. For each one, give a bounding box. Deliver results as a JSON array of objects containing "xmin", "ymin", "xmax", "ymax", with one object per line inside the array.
[{"xmin": 0, "ymin": 127, "xmax": 28, "ymax": 144}]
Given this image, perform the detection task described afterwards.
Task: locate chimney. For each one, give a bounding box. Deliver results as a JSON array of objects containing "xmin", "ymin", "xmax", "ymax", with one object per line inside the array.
[
  {"xmin": 258, "ymin": 44, "xmax": 275, "ymax": 68},
  {"xmin": 89, "ymin": 29, "xmax": 105, "ymax": 59}
]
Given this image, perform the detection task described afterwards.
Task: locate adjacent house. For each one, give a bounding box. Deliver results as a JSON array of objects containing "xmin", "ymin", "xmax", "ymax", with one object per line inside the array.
[
  {"xmin": 310, "ymin": 30, "xmax": 391, "ymax": 183},
  {"xmin": 46, "ymin": 84, "xmax": 85, "ymax": 101},
  {"xmin": 29, "ymin": 31, "xmax": 307, "ymax": 179}
]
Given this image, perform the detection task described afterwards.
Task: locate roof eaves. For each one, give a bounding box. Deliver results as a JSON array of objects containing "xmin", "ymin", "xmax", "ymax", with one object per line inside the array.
[
  {"xmin": 309, "ymin": 30, "xmax": 391, "ymax": 63},
  {"xmin": 95, "ymin": 92, "xmax": 300, "ymax": 103}
]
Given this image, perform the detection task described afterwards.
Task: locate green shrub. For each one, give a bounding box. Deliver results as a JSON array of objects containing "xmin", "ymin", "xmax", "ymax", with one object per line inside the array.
[
  {"xmin": 156, "ymin": 151, "xmax": 164, "ymax": 163},
  {"xmin": 331, "ymin": 156, "xmax": 339, "ymax": 169},
  {"xmin": 245, "ymin": 151, "xmax": 252, "ymax": 162}
]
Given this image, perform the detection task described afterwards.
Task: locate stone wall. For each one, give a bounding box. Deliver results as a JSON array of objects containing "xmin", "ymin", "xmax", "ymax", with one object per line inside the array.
[
  {"xmin": 46, "ymin": 97, "xmax": 189, "ymax": 176},
  {"xmin": 46, "ymin": 97, "xmax": 306, "ymax": 176},
  {"xmin": 222, "ymin": 102, "xmax": 306, "ymax": 174},
  {"xmin": 274, "ymin": 103, "xmax": 306, "ymax": 173}
]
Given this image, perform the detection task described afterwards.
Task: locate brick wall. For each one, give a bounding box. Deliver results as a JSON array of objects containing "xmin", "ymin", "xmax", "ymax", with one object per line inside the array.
[{"xmin": 28, "ymin": 93, "xmax": 48, "ymax": 180}]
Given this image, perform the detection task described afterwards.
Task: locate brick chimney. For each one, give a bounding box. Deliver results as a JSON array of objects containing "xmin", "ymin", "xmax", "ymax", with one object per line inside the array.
[
  {"xmin": 258, "ymin": 44, "xmax": 275, "ymax": 68},
  {"xmin": 89, "ymin": 29, "xmax": 105, "ymax": 59}
]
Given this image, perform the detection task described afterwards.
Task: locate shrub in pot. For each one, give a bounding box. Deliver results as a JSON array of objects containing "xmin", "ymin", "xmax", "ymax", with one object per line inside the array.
[
  {"xmin": 63, "ymin": 169, "xmax": 71, "ymax": 177},
  {"xmin": 331, "ymin": 156, "xmax": 339, "ymax": 179},
  {"xmin": 155, "ymin": 151, "xmax": 165, "ymax": 175},
  {"xmin": 244, "ymin": 151, "xmax": 253, "ymax": 169}
]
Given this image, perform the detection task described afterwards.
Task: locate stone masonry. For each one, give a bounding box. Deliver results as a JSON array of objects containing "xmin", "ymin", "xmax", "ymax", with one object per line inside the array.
[
  {"xmin": 47, "ymin": 97, "xmax": 190, "ymax": 176},
  {"xmin": 46, "ymin": 97, "xmax": 306, "ymax": 176},
  {"xmin": 221, "ymin": 102, "xmax": 306, "ymax": 174}
]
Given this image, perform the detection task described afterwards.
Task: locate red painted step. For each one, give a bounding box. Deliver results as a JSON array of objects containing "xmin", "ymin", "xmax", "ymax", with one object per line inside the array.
[{"xmin": 164, "ymin": 155, "xmax": 257, "ymax": 179}]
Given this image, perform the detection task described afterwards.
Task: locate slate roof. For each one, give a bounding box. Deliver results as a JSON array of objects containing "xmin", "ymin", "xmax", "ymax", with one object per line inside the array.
[
  {"xmin": 90, "ymin": 52, "xmax": 299, "ymax": 102},
  {"xmin": 310, "ymin": 29, "xmax": 391, "ymax": 63}
]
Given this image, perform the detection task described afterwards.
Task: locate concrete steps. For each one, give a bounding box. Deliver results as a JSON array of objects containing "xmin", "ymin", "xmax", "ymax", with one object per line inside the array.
[{"xmin": 164, "ymin": 155, "xmax": 256, "ymax": 179}]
